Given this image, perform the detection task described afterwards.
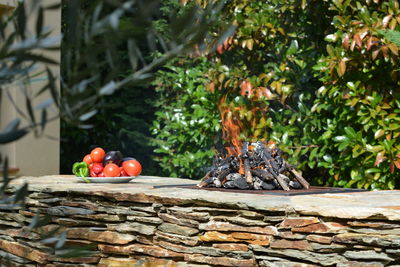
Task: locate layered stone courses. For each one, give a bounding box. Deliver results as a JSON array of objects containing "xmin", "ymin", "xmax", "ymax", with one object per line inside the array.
[{"xmin": 1, "ymin": 175, "xmax": 400, "ymax": 266}]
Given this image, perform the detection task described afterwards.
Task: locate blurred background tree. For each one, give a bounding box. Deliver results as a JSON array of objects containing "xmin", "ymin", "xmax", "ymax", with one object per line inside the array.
[
  {"xmin": 60, "ymin": 0, "xmax": 232, "ymax": 175},
  {"xmin": 1, "ymin": 0, "xmax": 231, "ymax": 258}
]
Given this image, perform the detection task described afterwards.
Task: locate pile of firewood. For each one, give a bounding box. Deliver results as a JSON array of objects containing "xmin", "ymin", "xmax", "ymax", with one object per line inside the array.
[{"xmin": 198, "ymin": 141, "xmax": 309, "ymax": 191}]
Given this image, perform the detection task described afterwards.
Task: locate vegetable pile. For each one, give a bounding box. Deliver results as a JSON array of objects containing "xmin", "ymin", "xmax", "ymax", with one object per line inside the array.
[{"xmin": 72, "ymin": 147, "xmax": 142, "ymax": 178}]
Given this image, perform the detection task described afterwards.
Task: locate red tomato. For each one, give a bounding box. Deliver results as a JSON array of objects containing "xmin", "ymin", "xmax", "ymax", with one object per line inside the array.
[
  {"xmin": 90, "ymin": 169, "xmax": 97, "ymax": 177},
  {"xmin": 98, "ymin": 172, "xmax": 105, "ymax": 177},
  {"xmin": 120, "ymin": 167, "xmax": 128, "ymax": 177},
  {"xmin": 122, "ymin": 160, "xmax": 142, "ymax": 176},
  {"xmin": 92, "ymin": 162, "xmax": 103, "ymax": 174},
  {"xmin": 90, "ymin": 147, "xmax": 106, "ymax": 163},
  {"xmin": 103, "ymin": 163, "xmax": 120, "ymax": 177},
  {"xmin": 83, "ymin": 154, "xmax": 93, "ymax": 165}
]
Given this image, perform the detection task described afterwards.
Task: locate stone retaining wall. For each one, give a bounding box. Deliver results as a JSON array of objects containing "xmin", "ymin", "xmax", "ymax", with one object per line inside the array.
[{"xmin": 1, "ymin": 176, "xmax": 400, "ymax": 266}]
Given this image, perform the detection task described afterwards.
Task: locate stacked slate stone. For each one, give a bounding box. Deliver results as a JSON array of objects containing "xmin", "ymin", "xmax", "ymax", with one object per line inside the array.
[
  {"xmin": 198, "ymin": 141, "xmax": 310, "ymax": 191},
  {"xmin": 1, "ymin": 184, "xmax": 400, "ymax": 266}
]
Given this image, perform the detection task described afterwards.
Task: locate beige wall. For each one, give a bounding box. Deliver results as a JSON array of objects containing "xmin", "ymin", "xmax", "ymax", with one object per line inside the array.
[{"xmin": 0, "ymin": 0, "xmax": 60, "ymax": 176}]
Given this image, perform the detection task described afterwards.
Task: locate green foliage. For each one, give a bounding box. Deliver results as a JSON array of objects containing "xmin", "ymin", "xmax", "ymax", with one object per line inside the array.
[
  {"xmin": 310, "ymin": 0, "xmax": 400, "ymax": 189},
  {"xmin": 205, "ymin": 0, "xmax": 330, "ymax": 162},
  {"xmin": 380, "ymin": 29, "xmax": 400, "ymax": 46},
  {"xmin": 153, "ymin": 0, "xmax": 400, "ymax": 188},
  {"xmin": 152, "ymin": 58, "xmax": 221, "ymax": 178},
  {"xmin": 152, "ymin": 0, "xmax": 330, "ymax": 179}
]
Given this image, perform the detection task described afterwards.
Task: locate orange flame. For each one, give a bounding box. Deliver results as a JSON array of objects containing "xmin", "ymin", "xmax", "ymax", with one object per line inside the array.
[
  {"xmin": 218, "ymin": 95, "xmax": 245, "ymax": 174},
  {"xmin": 219, "ymin": 95, "xmax": 243, "ymax": 157},
  {"xmin": 217, "ymin": 79, "xmax": 273, "ymax": 174}
]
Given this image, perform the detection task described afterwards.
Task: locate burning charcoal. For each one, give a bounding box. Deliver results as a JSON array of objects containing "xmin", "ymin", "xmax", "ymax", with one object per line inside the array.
[
  {"xmin": 201, "ymin": 140, "xmax": 309, "ymax": 191},
  {"xmin": 253, "ymin": 177, "xmax": 275, "ymax": 190},
  {"xmin": 217, "ymin": 169, "xmax": 231, "ymax": 182},
  {"xmin": 230, "ymin": 157, "xmax": 240, "ymax": 171},
  {"xmin": 289, "ymin": 180, "xmax": 302, "ymax": 189},
  {"xmin": 251, "ymin": 169, "xmax": 274, "ymax": 181},
  {"xmin": 213, "ymin": 177, "xmax": 222, "ymax": 188},
  {"xmin": 254, "ymin": 142, "xmax": 280, "ymax": 175},
  {"xmin": 269, "ymin": 158, "xmax": 280, "ymax": 174},
  {"xmin": 233, "ymin": 177, "xmax": 250, "ymax": 190},
  {"xmin": 226, "ymin": 173, "xmax": 242, "ymax": 181},
  {"xmin": 253, "ymin": 177, "xmax": 263, "ymax": 190},
  {"xmin": 262, "ymin": 181, "xmax": 276, "ymax": 190},
  {"xmin": 249, "ymin": 157, "xmax": 261, "ymax": 169},
  {"xmin": 272, "ymin": 179, "xmax": 281, "ymax": 189},
  {"xmin": 218, "ymin": 163, "xmax": 230, "ymax": 171},
  {"xmin": 223, "ymin": 181, "xmax": 236, "ymax": 189},
  {"xmin": 217, "ymin": 157, "xmax": 231, "ymax": 171}
]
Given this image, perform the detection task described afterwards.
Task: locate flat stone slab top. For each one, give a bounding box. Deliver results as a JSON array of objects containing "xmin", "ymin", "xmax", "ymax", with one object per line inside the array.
[{"xmin": 9, "ymin": 175, "xmax": 400, "ymax": 221}]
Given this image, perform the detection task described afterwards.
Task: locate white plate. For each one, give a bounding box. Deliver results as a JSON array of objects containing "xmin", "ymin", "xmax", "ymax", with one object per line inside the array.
[{"xmin": 78, "ymin": 176, "xmax": 136, "ymax": 183}]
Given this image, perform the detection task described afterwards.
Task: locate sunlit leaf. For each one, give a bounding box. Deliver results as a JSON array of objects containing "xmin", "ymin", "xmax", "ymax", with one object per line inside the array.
[
  {"xmin": 333, "ymin": 136, "xmax": 348, "ymax": 142},
  {"xmin": 366, "ymin": 144, "xmax": 384, "ymax": 152},
  {"xmin": 342, "ymin": 34, "xmax": 349, "ymax": 49},
  {"xmin": 353, "ymin": 34, "xmax": 362, "ymax": 47},
  {"xmin": 388, "ymin": 43, "xmax": 399, "ymax": 55},
  {"xmin": 325, "ymin": 34, "xmax": 337, "ymax": 42},
  {"xmin": 338, "ymin": 59, "xmax": 346, "ymax": 76},
  {"xmin": 394, "ymin": 159, "xmax": 400, "ymax": 169},
  {"xmin": 390, "ymin": 163, "xmax": 395, "ymax": 174},
  {"xmin": 374, "ymin": 151, "xmax": 387, "ymax": 166},
  {"xmin": 323, "ymin": 154, "xmax": 333, "ymax": 163},
  {"xmin": 344, "ymin": 127, "xmax": 357, "ymax": 139},
  {"xmin": 374, "ymin": 129, "xmax": 385, "ymax": 139},
  {"xmin": 383, "ymin": 15, "xmax": 393, "ymax": 28},
  {"xmin": 365, "ymin": 168, "xmax": 381, "ymax": 174}
]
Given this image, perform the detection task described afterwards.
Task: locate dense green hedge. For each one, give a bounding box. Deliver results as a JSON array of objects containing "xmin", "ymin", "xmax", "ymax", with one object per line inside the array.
[
  {"xmin": 152, "ymin": 0, "xmax": 400, "ymax": 188},
  {"xmin": 151, "ymin": 58, "xmax": 221, "ymax": 178},
  {"xmin": 310, "ymin": 0, "xmax": 400, "ymax": 189}
]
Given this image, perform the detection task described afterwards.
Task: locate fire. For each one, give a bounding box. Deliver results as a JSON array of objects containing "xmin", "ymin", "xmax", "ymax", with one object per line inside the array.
[
  {"xmin": 217, "ymin": 80, "xmax": 273, "ymax": 174},
  {"xmin": 219, "ymin": 95, "xmax": 243, "ymax": 157},
  {"xmin": 218, "ymin": 95, "xmax": 246, "ymax": 174}
]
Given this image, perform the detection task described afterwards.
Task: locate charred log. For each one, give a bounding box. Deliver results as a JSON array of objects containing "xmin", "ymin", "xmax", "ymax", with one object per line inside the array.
[
  {"xmin": 243, "ymin": 158, "xmax": 253, "ymax": 184},
  {"xmin": 290, "ymin": 169, "xmax": 310, "ymax": 190},
  {"xmin": 276, "ymin": 174, "xmax": 290, "ymax": 191}
]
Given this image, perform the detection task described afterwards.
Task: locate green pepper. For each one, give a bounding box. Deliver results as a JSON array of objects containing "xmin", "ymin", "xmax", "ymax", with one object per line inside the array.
[{"xmin": 72, "ymin": 162, "xmax": 89, "ymax": 177}]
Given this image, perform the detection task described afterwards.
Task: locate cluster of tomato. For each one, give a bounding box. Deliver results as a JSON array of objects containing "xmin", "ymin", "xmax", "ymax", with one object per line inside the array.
[{"xmin": 83, "ymin": 147, "xmax": 142, "ymax": 177}]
